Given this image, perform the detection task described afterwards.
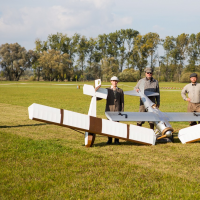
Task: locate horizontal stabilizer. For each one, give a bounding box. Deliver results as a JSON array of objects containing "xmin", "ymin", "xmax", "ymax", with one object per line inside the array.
[
  {"xmin": 178, "ymin": 124, "xmax": 200, "ymax": 144},
  {"xmin": 83, "ymin": 84, "xmax": 107, "ymax": 99},
  {"xmin": 28, "ymin": 103, "xmax": 156, "ymax": 145},
  {"xmin": 124, "ymin": 90, "xmax": 159, "ymax": 97},
  {"xmin": 95, "ymin": 87, "xmax": 108, "ymax": 99}
]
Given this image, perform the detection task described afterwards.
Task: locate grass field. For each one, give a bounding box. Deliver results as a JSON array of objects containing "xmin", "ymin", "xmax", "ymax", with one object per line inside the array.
[{"xmin": 1, "ymin": 81, "xmax": 200, "ymax": 199}]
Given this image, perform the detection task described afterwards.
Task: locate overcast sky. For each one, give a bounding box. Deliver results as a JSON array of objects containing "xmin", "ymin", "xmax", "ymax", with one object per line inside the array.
[{"xmin": 0, "ymin": 0, "xmax": 200, "ymax": 51}]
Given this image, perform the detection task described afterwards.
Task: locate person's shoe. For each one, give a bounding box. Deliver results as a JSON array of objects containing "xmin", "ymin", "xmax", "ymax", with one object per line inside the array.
[
  {"xmin": 169, "ymin": 134, "xmax": 174, "ymax": 143},
  {"xmin": 190, "ymin": 122, "xmax": 197, "ymax": 126},
  {"xmin": 137, "ymin": 123, "xmax": 142, "ymax": 126},
  {"xmin": 150, "ymin": 123, "xmax": 154, "ymax": 130},
  {"xmin": 106, "ymin": 137, "xmax": 112, "ymax": 144},
  {"xmin": 114, "ymin": 138, "xmax": 121, "ymax": 145}
]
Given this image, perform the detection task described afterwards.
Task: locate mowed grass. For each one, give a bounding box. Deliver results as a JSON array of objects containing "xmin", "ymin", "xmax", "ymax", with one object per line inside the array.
[{"xmin": 1, "ymin": 81, "xmax": 200, "ymax": 199}]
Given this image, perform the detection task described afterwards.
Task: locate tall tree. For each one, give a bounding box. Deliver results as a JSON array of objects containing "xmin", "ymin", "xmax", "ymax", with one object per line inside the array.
[
  {"xmin": 175, "ymin": 33, "xmax": 189, "ymax": 81},
  {"xmin": 48, "ymin": 32, "xmax": 63, "ymax": 51},
  {"xmin": 107, "ymin": 32, "xmax": 119, "ymax": 59},
  {"xmin": 87, "ymin": 37, "xmax": 97, "ymax": 80},
  {"xmin": 161, "ymin": 36, "xmax": 176, "ymax": 81},
  {"xmin": 38, "ymin": 49, "xmax": 71, "ymax": 81},
  {"xmin": 33, "ymin": 39, "xmax": 48, "ymax": 81},
  {"xmin": 118, "ymin": 29, "xmax": 127, "ymax": 72},
  {"xmin": 0, "ymin": 43, "xmax": 32, "ymax": 81},
  {"xmin": 144, "ymin": 32, "xmax": 160, "ymax": 70},
  {"xmin": 196, "ymin": 32, "xmax": 200, "ymax": 61},
  {"xmin": 62, "ymin": 33, "xmax": 80, "ymax": 80},
  {"xmin": 77, "ymin": 36, "xmax": 88, "ymax": 76},
  {"xmin": 132, "ymin": 34, "xmax": 148, "ymax": 78},
  {"xmin": 125, "ymin": 29, "xmax": 139, "ymax": 69},
  {"xmin": 97, "ymin": 33, "xmax": 108, "ymax": 78},
  {"xmin": 101, "ymin": 57, "xmax": 119, "ymax": 81},
  {"xmin": 186, "ymin": 33, "xmax": 199, "ymax": 72}
]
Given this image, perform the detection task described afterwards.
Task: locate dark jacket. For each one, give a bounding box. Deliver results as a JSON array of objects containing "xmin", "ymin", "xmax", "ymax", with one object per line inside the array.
[{"xmin": 105, "ymin": 87, "xmax": 124, "ymax": 112}]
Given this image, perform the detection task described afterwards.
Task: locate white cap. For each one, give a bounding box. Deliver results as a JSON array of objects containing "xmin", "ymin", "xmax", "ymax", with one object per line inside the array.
[{"xmin": 110, "ymin": 76, "xmax": 119, "ymax": 81}]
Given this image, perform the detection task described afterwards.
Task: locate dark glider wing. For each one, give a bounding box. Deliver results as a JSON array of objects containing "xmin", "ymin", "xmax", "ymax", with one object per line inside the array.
[
  {"xmin": 124, "ymin": 90, "xmax": 159, "ymax": 97},
  {"xmin": 105, "ymin": 111, "xmax": 160, "ymax": 122},
  {"xmin": 163, "ymin": 112, "xmax": 200, "ymax": 121}
]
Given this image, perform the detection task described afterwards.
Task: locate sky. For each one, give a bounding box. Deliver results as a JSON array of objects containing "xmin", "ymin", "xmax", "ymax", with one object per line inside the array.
[{"xmin": 0, "ymin": 0, "xmax": 200, "ymax": 51}]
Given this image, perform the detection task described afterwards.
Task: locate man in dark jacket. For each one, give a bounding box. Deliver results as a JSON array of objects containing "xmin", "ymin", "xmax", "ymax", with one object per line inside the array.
[{"xmin": 105, "ymin": 76, "xmax": 124, "ymax": 144}]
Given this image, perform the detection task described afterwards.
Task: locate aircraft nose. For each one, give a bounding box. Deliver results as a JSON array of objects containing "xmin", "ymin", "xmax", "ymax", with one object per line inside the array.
[{"xmin": 165, "ymin": 130, "xmax": 172, "ymax": 137}]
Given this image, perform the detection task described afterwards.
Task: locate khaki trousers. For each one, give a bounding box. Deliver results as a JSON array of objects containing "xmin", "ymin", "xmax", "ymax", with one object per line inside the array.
[
  {"xmin": 187, "ymin": 102, "xmax": 200, "ymax": 125},
  {"xmin": 137, "ymin": 105, "xmax": 154, "ymax": 125}
]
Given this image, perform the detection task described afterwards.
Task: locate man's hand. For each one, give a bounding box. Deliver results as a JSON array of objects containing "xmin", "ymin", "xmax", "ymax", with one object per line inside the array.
[
  {"xmin": 186, "ymin": 98, "xmax": 191, "ymax": 102},
  {"xmin": 157, "ymin": 105, "xmax": 160, "ymax": 108},
  {"xmin": 95, "ymin": 84, "xmax": 101, "ymax": 92},
  {"xmin": 136, "ymin": 89, "xmax": 139, "ymax": 92}
]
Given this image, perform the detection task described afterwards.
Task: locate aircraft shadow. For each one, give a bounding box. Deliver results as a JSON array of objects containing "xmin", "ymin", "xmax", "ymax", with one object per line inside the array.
[
  {"xmin": 0, "ymin": 123, "xmax": 48, "ymax": 129},
  {"xmin": 91, "ymin": 137, "xmax": 185, "ymax": 147},
  {"xmin": 91, "ymin": 141, "xmax": 152, "ymax": 147}
]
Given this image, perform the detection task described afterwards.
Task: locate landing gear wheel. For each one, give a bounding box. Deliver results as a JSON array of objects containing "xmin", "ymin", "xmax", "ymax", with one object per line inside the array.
[{"xmin": 85, "ymin": 132, "xmax": 96, "ymax": 147}]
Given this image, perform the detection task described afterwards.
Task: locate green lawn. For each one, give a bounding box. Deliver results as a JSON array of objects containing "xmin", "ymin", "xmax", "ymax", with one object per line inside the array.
[{"xmin": 1, "ymin": 81, "xmax": 200, "ymax": 199}]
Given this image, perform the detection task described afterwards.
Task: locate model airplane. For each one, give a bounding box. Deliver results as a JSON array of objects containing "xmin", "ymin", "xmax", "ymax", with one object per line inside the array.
[
  {"xmin": 28, "ymin": 79, "xmax": 156, "ymax": 147},
  {"xmin": 105, "ymin": 82, "xmax": 200, "ymax": 143},
  {"xmin": 28, "ymin": 79, "xmax": 200, "ymax": 146}
]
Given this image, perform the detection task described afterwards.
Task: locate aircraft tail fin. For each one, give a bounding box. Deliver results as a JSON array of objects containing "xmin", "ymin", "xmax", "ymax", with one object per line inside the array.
[{"xmin": 83, "ymin": 79, "xmax": 107, "ymax": 99}]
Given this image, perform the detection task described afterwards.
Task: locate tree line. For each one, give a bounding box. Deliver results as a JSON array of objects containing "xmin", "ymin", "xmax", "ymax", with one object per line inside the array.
[{"xmin": 0, "ymin": 29, "xmax": 200, "ymax": 82}]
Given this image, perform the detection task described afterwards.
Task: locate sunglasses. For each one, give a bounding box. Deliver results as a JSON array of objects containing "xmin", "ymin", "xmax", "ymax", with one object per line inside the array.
[{"xmin": 146, "ymin": 72, "xmax": 152, "ymax": 74}]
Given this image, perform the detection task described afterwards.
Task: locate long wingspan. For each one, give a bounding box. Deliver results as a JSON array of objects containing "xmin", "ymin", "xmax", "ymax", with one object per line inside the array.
[{"xmin": 28, "ymin": 103, "xmax": 156, "ymax": 145}]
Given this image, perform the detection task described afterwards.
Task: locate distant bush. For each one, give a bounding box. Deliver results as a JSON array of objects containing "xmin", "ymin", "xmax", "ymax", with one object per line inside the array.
[
  {"xmin": 118, "ymin": 69, "xmax": 139, "ymax": 82},
  {"xmin": 29, "ymin": 76, "xmax": 36, "ymax": 81},
  {"xmin": 180, "ymin": 72, "xmax": 200, "ymax": 83}
]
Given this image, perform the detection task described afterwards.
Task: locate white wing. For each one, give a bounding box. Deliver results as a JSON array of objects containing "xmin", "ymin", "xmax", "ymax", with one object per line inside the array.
[
  {"xmin": 28, "ymin": 103, "xmax": 156, "ymax": 145},
  {"xmin": 179, "ymin": 124, "xmax": 200, "ymax": 144}
]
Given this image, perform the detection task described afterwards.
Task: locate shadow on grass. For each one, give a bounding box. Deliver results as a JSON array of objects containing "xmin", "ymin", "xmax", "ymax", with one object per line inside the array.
[
  {"xmin": 91, "ymin": 141, "xmax": 152, "ymax": 147},
  {"xmin": 90, "ymin": 138, "xmax": 200, "ymax": 147},
  {"xmin": 0, "ymin": 123, "xmax": 48, "ymax": 128},
  {"xmin": 173, "ymin": 137, "xmax": 181, "ymax": 143}
]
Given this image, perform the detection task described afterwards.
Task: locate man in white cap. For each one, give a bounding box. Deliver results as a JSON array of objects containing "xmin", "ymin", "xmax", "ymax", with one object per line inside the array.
[{"xmin": 104, "ymin": 76, "xmax": 124, "ymax": 144}]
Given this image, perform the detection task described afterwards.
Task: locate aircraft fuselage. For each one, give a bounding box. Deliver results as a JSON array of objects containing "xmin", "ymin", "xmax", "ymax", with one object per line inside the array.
[{"xmin": 139, "ymin": 91, "xmax": 173, "ymax": 137}]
